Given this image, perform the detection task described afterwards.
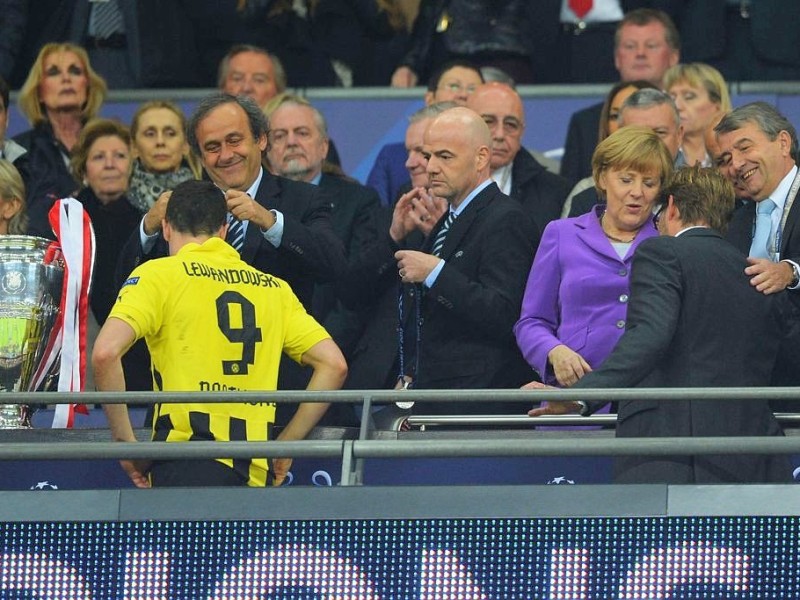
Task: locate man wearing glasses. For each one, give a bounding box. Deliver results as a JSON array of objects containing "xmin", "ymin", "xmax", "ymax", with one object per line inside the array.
[
  {"xmin": 466, "ymin": 82, "xmax": 571, "ymax": 238},
  {"xmin": 367, "ymin": 60, "xmax": 484, "ymax": 207}
]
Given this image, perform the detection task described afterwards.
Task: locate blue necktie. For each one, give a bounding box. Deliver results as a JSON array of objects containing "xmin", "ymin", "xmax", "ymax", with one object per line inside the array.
[
  {"xmin": 226, "ymin": 214, "xmax": 245, "ymax": 253},
  {"xmin": 431, "ymin": 212, "xmax": 456, "ymax": 258},
  {"xmin": 750, "ymin": 199, "xmax": 776, "ymax": 259}
]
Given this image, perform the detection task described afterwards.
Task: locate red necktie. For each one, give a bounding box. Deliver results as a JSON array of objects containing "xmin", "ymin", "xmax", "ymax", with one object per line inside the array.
[{"xmin": 569, "ymin": 0, "xmax": 593, "ymax": 19}]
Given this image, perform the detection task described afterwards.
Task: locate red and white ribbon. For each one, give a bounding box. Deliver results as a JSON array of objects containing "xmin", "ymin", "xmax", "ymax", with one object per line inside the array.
[{"xmin": 46, "ymin": 198, "xmax": 95, "ymax": 428}]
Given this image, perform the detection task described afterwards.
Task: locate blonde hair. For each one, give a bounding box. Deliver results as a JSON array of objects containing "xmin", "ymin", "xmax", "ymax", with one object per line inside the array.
[
  {"xmin": 17, "ymin": 43, "xmax": 107, "ymax": 126},
  {"xmin": 0, "ymin": 160, "xmax": 27, "ymax": 234},
  {"xmin": 130, "ymin": 100, "xmax": 202, "ymax": 179},
  {"xmin": 592, "ymin": 126, "xmax": 674, "ymax": 197},
  {"xmin": 663, "ymin": 62, "xmax": 732, "ymax": 112}
]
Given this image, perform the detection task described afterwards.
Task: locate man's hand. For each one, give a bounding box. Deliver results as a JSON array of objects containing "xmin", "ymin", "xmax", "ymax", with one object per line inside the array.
[
  {"xmin": 548, "ymin": 344, "xmax": 592, "ymax": 387},
  {"xmin": 120, "ymin": 459, "xmax": 151, "ymax": 488},
  {"xmin": 391, "ymin": 66, "xmax": 418, "ymax": 87},
  {"xmin": 143, "ymin": 190, "xmax": 171, "ymax": 235},
  {"xmin": 226, "ymin": 189, "xmax": 275, "ymax": 230},
  {"xmin": 390, "ymin": 188, "xmax": 424, "ymax": 242},
  {"xmin": 523, "ymin": 381, "xmax": 583, "ymax": 417},
  {"xmin": 413, "ymin": 190, "xmax": 448, "ymax": 237},
  {"xmin": 272, "ymin": 458, "xmax": 292, "ymax": 486},
  {"xmin": 745, "ymin": 257, "xmax": 793, "ymax": 294},
  {"xmin": 395, "ymin": 249, "xmax": 440, "ymax": 283}
]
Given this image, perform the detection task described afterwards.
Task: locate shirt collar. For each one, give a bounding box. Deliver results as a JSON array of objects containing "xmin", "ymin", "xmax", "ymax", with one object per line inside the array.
[
  {"xmin": 452, "ymin": 179, "xmax": 493, "ymax": 217},
  {"xmin": 768, "ymin": 165, "xmax": 798, "ymax": 211},
  {"xmin": 675, "ymin": 225, "xmax": 709, "ymax": 237},
  {"xmin": 245, "ymin": 167, "xmax": 265, "ymax": 198}
]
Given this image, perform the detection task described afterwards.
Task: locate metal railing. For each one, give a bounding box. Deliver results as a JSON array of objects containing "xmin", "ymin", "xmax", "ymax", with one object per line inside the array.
[{"xmin": 2, "ymin": 387, "xmax": 800, "ymax": 485}]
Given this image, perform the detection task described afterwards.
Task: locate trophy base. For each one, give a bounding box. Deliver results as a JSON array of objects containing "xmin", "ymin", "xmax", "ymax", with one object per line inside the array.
[{"xmin": 0, "ymin": 404, "xmax": 31, "ymax": 429}]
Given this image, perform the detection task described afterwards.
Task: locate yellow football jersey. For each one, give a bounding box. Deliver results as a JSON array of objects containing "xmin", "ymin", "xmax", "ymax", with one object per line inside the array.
[{"xmin": 109, "ymin": 237, "xmax": 330, "ymax": 485}]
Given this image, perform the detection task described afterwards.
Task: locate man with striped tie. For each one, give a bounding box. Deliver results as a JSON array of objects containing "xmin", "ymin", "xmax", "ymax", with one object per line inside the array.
[
  {"xmin": 388, "ymin": 107, "xmax": 539, "ymax": 414},
  {"xmin": 95, "ymin": 180, "xmax": 346, "ymax": 488},
  {"xmin": 116, "ymin": 94, "xmax": 345, "ymax": 396},
  {"xmin": 123, "ymin": 93, "xmax": 344, "ymax": 315}
]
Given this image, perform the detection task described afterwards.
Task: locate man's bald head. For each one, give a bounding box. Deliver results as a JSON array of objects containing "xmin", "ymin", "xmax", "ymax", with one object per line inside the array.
[
  {"xmin": 467, "ymin": 82, "xmax": 525, "ymax": 169},
  {"xmin": 423, "ymin": 107, "xmax": 492, "ymax": 207}
]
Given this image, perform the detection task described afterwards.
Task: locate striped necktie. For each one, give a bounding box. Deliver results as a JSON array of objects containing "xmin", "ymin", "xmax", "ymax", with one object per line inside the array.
[
  {"xmin": 226, "ymin": 214, "xmax": 245, "ymax": 253},
  {"xmin": 431, "ymin": 211, "xmax": 456, "ymax": 258},
  {"xmin": 89, "ymin": 0, "xmax": 125, "ymax": 38}
]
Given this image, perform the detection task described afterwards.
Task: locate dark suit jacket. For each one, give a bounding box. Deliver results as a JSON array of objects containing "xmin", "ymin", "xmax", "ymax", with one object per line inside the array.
[
  {"xmin": 568, "ymin": 186, "xmax": 601, "ymax": 218},
  {"xmin": 313, "ymin": 173, "xmax": 380, "ymax": 358},
  {"xmin": 510, "ymin": 148, "xmax": 571, "ymax": 234},
  {"xmin": 11, "ymin": 0, "xmax": 199, "ymax": 88},
  {"xmin": 560, "ymin": 101, "xmax": 603, "ymax": 185},
  {"xmin": 415, "ymin": 183, "xmax": 538, "ymax": 412},
  {"xmin": 118, "ymin": 172, "xmax": 345, "ymax": 310},
  {"xmin": 726, "ymin": 172, "xmax": 800, "ymax": 386},
  {"xmin": 115, "ymin": 172, "xmax": 346, "ymax": 393},
  {"xmin": 340, "ymin": 203, "xmax": 423, "ymax": 391},
  {"xmin": 677, "ymin": 0, "xmax": 800, "ymax": 68},
  {"xmin": 343, "ymin": 183, "xmax": 540, "ymax": 414},
  {"xmin": 575, "ymin": 228, "xmax": 790, "ymax": 484}
]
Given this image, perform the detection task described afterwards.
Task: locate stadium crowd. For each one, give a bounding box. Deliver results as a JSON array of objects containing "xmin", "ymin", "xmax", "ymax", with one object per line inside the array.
[{"xmin": 1, "ymin": 3, "xmax": 799, "ymax": 486}]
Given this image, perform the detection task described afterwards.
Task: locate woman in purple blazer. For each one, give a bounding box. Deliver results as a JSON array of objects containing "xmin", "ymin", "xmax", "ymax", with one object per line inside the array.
[{"xmin": 515, "ymin": 127, "xmax": 673, "ymax": 388}]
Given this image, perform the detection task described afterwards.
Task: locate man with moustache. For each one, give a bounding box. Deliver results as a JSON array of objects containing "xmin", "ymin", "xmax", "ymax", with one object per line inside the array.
[
  {"xmin": 266, "ymin": 94, "xmax": 379, "ymax": 360},
  {"xmin": 466, "ymin": 82, "xmax": 570, "ymax": 236},
  {"xmin": 715, "ymin": 102, "xmax": 800, "ymax": 388},
  {"xmin": 561, "ymin": 9, "xmax": 680, "ymax": 185},
  {"xmin": 385, "ymin": 107, "xmax": 536, "ymax": 413}
]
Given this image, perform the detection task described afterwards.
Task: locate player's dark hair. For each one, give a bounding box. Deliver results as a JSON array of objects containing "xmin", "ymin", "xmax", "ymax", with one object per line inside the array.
[{"xmin": 166, "ymin": 180, "xmax": 227, "ymax": 236}]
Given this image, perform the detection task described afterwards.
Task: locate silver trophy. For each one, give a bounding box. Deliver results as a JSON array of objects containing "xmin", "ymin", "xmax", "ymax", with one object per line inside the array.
[{"xmin": 0, "ymin": 236, "xmax": 65, "ymax": 428}]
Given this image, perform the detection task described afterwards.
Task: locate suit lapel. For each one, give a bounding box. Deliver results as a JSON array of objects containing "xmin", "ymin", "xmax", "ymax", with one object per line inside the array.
[
  {"xmin": 239, "ymin": 173, "xmax": 281, "ymax": 263},
  {"xmin": 780, "ymin": 169, "xmax": 800, "ymax": 254},
  {"xmin": 431, "ymin": 184, "xmax": 494, "ymax": 259},
  {"xmin": 575, "ymin": 208, "xmax": 629, "ymax": 263}
]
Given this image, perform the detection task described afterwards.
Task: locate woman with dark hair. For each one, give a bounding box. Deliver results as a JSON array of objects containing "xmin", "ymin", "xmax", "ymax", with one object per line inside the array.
[
  {"xmin": 13, "ymin": 43, "xmax": 107, "ymax": 237},
  {"xmin": 71, "ymin": 118, "xmax": 142, "ymax": 324}
]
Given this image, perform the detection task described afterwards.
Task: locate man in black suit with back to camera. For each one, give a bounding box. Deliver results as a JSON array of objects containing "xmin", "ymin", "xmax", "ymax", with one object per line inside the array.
[{"xmin": 530, "ymin": 166, "xmax": 790, "ymax": 484}]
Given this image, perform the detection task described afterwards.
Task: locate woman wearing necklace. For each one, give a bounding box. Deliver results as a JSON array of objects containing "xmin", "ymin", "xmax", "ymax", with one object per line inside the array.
[{"xmin": 515, "ymin": 126, "xmax": 673, "ymax": 401}]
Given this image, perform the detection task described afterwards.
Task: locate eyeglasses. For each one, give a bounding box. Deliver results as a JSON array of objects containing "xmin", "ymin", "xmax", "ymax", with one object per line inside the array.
[
  {"xmin": 483, "ymin": 116, "xmax": 524, "ymax": 136},
  {"xmin": 438, "ymin": 82, "xmax": 478, "ymax": 95},
  {"xmin": 652, "ymin": 203, "xmax": 666, "ymax": 226}
]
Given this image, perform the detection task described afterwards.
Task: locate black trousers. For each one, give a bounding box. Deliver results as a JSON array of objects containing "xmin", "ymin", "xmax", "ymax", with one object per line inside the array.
[{"xmin": 149, "ymin": 459, "xmax": 247, "ymax": 487}]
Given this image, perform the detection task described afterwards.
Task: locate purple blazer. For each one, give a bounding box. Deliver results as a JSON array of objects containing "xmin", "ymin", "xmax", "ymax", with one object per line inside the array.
[{"xmin": 514, "ymin": 206, "xmax": 658, "ymax": 386}]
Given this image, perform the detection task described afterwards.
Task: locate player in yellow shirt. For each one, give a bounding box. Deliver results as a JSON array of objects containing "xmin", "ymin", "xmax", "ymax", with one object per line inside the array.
[{"xmin": 92, "ymin": 180, "xmax": 347, "ymax": 488}]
